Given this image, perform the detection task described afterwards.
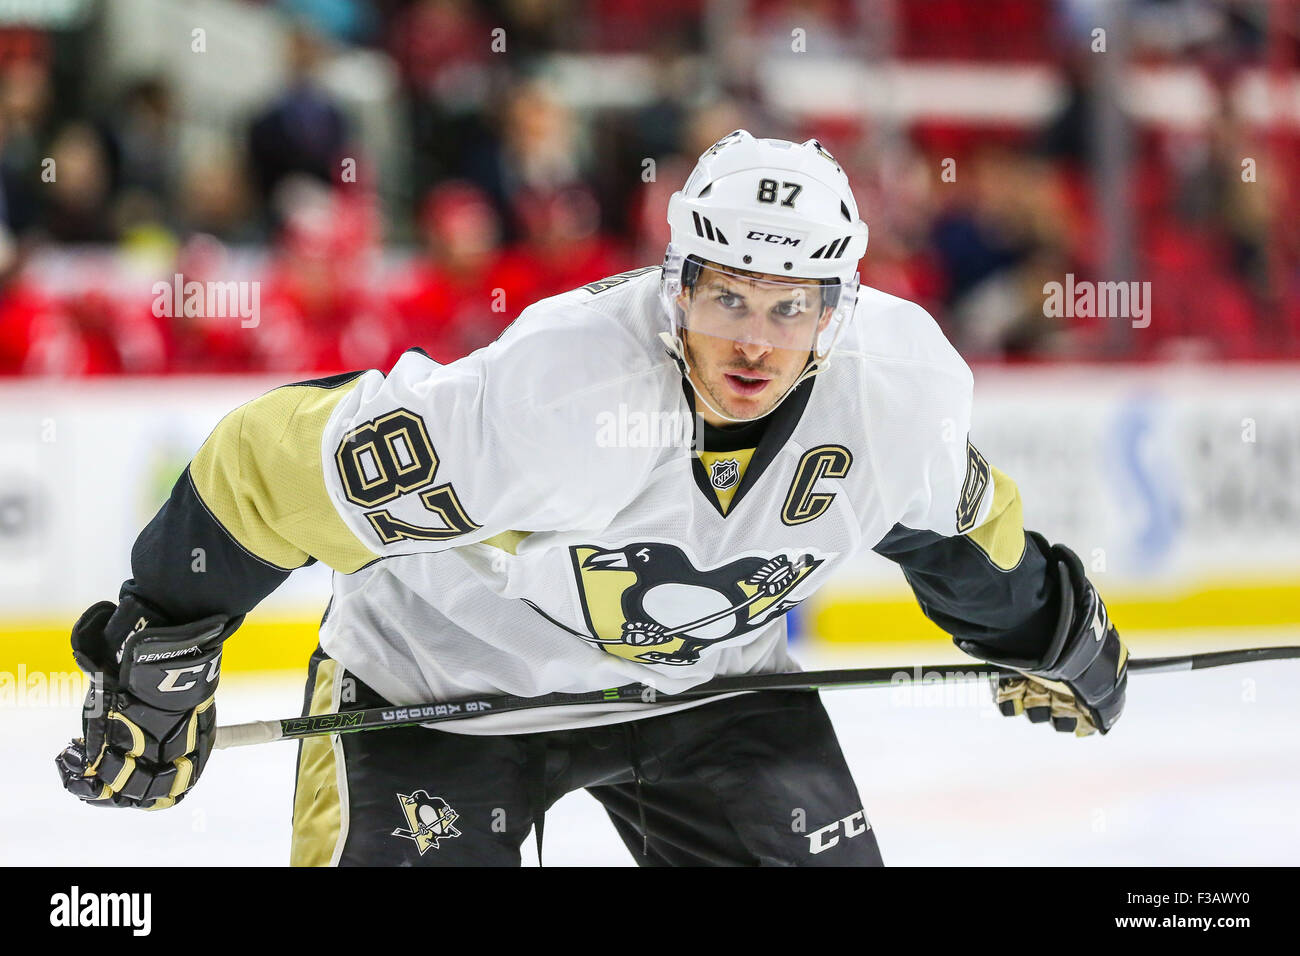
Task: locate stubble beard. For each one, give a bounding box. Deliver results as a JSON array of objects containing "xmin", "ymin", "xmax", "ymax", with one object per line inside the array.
[{"xmin": 683, "ymin": 336, "xmax": 783, "ymax": 423}]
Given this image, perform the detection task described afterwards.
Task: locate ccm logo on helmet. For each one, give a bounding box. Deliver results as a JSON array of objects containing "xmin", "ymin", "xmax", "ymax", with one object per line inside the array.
[{"xmin": 745, "ymin": 230, "xmax": 801, "ymax": 247}]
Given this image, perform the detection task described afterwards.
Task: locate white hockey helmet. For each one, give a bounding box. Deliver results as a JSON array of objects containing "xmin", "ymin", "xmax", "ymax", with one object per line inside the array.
[{"xmin": 659, "ymin": 129, "xmax": 869, "ymax": 421}]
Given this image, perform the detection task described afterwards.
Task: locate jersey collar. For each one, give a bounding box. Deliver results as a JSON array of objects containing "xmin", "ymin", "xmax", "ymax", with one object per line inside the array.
[{"xmin": 682, "ymin": 375, "xmax": 816, "ymax": 519}]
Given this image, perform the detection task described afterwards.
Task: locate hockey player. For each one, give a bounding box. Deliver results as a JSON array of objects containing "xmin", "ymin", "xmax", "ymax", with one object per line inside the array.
[{"xmin": 56, "ymin": 131, "xmax": 1127, "ymax": 866}]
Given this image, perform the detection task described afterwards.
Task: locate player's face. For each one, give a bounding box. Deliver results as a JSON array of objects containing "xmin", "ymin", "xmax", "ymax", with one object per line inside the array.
[{"xmin": 678, "ymin": 264, "xmax": 830, "ymax": 424}]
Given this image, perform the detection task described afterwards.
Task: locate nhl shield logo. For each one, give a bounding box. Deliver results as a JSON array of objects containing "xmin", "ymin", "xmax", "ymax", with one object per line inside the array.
[
  {"xmin": 709, "ymin": 458, "xmax": 740, "ymax": 490},
  {"xmin": 392, "ymin": 791, "xmax": 462, "ymax": 854}
]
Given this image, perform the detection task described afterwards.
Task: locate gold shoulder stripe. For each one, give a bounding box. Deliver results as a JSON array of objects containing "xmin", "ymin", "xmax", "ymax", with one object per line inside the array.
[
  {"xmin": 480, "ymin": 530, "xmax": 533, "ymax": 555},
  {"xmin": 191, "ymin": 380, "xmax": 376, "ymax": 573},
  {"xmin": 965, "ymin": 465, "xmax": 1026, "ymax": 571}
]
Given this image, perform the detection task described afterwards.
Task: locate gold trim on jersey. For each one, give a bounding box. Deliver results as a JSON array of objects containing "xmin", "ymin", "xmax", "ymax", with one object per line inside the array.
[
  {"xmin": 290, "ymin": 658, "xmax": 348, "ymax": 867},
  {"xmin": 190, "ymin": 381, "xmax": 376, "ymax": 573},
  {"xmin": 965, "ymin": 466, "xmax": 1026, "ymax": 570},
  {"xmin": 480, "ymin": 530, "xmax": 534, "ymax": 555}
]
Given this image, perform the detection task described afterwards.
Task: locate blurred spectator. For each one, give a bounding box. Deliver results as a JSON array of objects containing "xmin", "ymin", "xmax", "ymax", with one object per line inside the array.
[
  {"xmin": 1169, "ymin": 100, "xmax": 1271, "ymax": 294},
  {"xmin": 259, "ymin": 180, "xmax": 403, "ymax": 373},
  {"xmin": 0, "ymin": 58, "xmax": 52, "ymax": 236},
  {"xmin": 929, "ymin": 149, "xmax": 1074, "ymax": 358},
  {"xmin": 500, "ymin": 78, "xmax": 583, "ymax": 192},
  {"xmin": 471, "ymin": 78, "xmax": 590, "ymax": 241},
  {"xmin": 0, "ymin": 227, "xmax": 48, "ymax": 372},
  {"xmin": 0, "ymin": 0, "xmax": 1296, "ymax": 376},
  {"xmin": 43, "ymin": 122, "xmax": 116, "ymax": 243},
  {"xmin": 600, "ymin": 45, "xmax": 701, "ymax": 238},
  {"xmin": 109, "ymin": 78, "xmax": 176, "ymax": 215},
  {"xmin": 391, "ymin": 180, "xmax": 519, "ymax": 362},
  {"xmin": 161, "ymin": 233, "xmax": 263, "ymax": 373},
  {"xmin": 500, "ymin": 182, "xmax": 628, "ymax": 298},
  {"xmin": 389, "ymin": 0, "xmax": 496, "ymax": 201},
  {"xmin": 0, "ymin": 230, "xmax": 159, "ymax": 376},
  {"xmin": 681, "ymin": 99, "xmax": 755, "ymax": 160},
  {"xmin": 248, "ymin": 26, "xmax": 350, "ymax": 222},
  {"xmin": 584, "ymin": 0, "xmax": 702, "ymax": 53},
  {"xmin": 1037, "ymin": 60, "xmax": 1094, "ymax": 163},
  {"xmin": 276, "ymin": 0, "xmax": 380, "ymax": 46},
  {"xmin": 178, "ymin": 143, "xmax": 257, "ymax": 244},
  {"xmin": 844, "ymin": 132, "xmax": 946, "ymax": 309},
  {"xmin": 630, "ymin": 151, "xmax": 692, "ymax": 266},
  {"xmin": 626, "ymin": 45, "xmax": 696, "ymax": 162},
  {"xmin": 500, "ymin": 0, "xmax": 577, "ymax": 59}
]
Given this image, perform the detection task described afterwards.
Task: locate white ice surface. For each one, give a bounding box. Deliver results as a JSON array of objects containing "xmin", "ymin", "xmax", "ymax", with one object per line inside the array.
[{"xmin": 3, "ymin": 630, "xmax": 1297, "ymax": 866}]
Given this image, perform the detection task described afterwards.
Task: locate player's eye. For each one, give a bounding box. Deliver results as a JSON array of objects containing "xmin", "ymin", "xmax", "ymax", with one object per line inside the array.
[
  {"xmin": 772, "ymin": 299, "xmax": 805, "ymax": 319},
  {"xmin": 715, "ymin": 291, "xmax": 745, "ymax": 311}
]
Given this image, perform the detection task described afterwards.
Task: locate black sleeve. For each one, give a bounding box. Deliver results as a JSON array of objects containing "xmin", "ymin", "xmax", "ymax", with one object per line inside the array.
[
  {"xmin": 101, "ymin": 369, "xmax": 375, "ymax": 642},
  {"xmin": 873, "ymin": 524, "xmax": 1061, "ymax": 662},
  {"xmin": 106, "ymin": 466, "xmax": 298, "ymax": 639}
]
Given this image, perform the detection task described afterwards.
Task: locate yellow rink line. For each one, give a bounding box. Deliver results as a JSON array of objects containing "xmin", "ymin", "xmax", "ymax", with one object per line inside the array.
[
  {"xmin": 0, "ymin": 615, "xmax": 326, "ymax": 677},
  {"xmin": 811, "ymin": 580, "xmax": 1300, "ymax": 644},
  {"xmin": 2, "ymin": 581, "xmax": 1298, "ymax": 676}
]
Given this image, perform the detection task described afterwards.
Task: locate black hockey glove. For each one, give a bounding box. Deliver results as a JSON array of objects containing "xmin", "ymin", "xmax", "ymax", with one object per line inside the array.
[
  {"xmin": 958, "ymin": 536, "xmax": 1128, "ymax": 736},
  {"xmin": 55, "ymin": 599, "xmax": 242, "ymax": 809}
]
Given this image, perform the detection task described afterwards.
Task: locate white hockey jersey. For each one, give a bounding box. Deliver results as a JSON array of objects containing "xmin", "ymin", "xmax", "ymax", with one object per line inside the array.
[
  {"xmin": 309, "ymin": 267, "xmax": 993, "ymax": 730},
  {"xmin": 131, "ymin": 266, "xmax": 1000, "ymax": 734}
]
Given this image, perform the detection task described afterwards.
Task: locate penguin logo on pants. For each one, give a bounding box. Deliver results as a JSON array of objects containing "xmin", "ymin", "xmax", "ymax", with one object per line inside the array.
[
  {"xmin": 567, "ymin": 542, "xmax": 825, "ymax": 665},
  {"xmin": 392, "ymin": 791, "xmax": 462, "ymax": 854}
]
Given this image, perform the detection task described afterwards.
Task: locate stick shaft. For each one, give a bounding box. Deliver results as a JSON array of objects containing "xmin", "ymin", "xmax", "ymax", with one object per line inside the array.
[{"xmin": 214, "ymin": 645, "xmax": 1300, "ymax": 750}]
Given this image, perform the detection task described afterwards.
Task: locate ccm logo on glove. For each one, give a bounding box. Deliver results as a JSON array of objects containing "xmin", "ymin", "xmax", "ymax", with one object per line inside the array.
[{"xmin": 157, "ymin": 655, "xmax": 221, "ymax": 693}]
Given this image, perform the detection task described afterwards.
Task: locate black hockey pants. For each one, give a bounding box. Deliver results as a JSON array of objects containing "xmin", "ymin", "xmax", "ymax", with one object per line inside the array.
[{"xmin": 290, "ymin": 646, "xmax": 883, "ymax": 866}]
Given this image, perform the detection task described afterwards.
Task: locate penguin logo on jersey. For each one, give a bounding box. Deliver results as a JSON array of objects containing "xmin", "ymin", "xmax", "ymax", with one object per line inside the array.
[
  {"xmin": 566, "ymin": 543, "xmax": 825, "ymax": 666},
  {"xmin": 392, "ymin": 791, "xmax": 461, "ymax": 855},
  {"xmin": 709, "ymin": 458, "xmax": 740, "ymax": 491}
]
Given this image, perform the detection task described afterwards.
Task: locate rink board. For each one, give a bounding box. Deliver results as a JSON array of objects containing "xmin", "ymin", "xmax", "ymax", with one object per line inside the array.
[{"xmin": 1, "ymin": 365, "xmax": 1298, "ymax": 674}]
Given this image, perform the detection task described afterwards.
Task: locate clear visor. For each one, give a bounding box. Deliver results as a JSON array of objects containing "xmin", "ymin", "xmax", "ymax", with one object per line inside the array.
[
  {"xmin": 659, "ymin": 247, "xmax": 860, "ymax": 422},
  {"xmin": 680, "ymin": 266, "xmax": 830, "ymax": 355},
  {"xmin": 661, "ymin": 245, "xmax": 858, "ymax": 364}
]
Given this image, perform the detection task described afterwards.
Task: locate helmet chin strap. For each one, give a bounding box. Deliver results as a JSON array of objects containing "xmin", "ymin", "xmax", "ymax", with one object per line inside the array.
[{"xmin": 658, "ymin": 331, "xmax": 829, "ymax": 425}]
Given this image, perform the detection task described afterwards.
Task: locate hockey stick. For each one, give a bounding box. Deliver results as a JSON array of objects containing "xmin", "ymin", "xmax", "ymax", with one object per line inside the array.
[{"xmin": 213, "ymin": 644, "xmax": 1300, "ymax": 750}]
